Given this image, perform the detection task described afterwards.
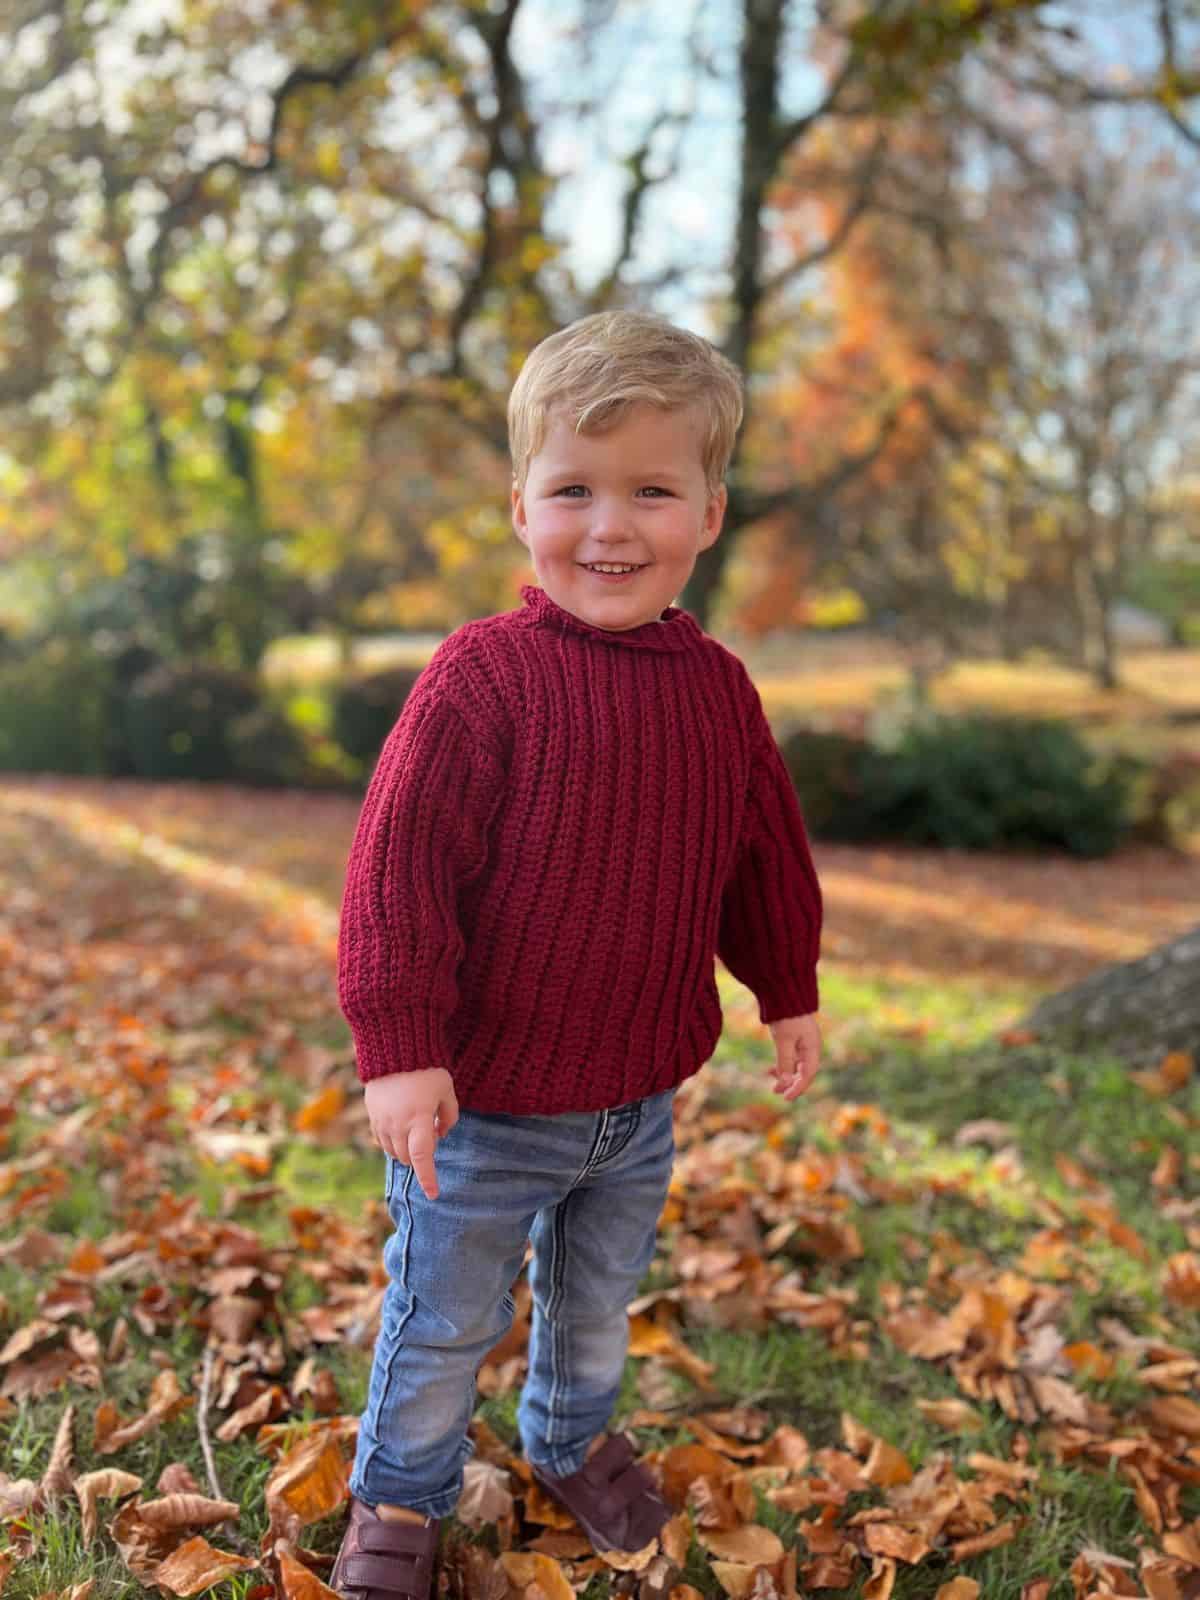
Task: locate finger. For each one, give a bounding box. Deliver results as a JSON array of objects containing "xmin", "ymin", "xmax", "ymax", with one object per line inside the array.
[
  {"xmin": 437, "ymin": 1096, "xmax": 459, "ymax": 1136},
  {"xmin": 406, "ymin": 1117, "xmax": 439, "ymax": 1200}
]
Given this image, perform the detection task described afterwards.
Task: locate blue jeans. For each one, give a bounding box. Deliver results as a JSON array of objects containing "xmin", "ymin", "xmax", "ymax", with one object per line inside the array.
[{"xmin": 350, "ymin": 1087, "xmax": 677, "ymax": 1517}]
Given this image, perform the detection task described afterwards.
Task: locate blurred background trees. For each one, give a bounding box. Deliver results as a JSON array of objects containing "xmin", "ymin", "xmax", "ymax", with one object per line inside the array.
[{"xmin": 1, "ymin": 0, "xmax": 1198, "ymax": 806}]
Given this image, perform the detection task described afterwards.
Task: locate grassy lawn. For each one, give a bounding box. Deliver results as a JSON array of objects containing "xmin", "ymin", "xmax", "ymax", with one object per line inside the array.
[{"xmin": 1, "ymin": 786, "xmax": 1198, "ymax": 1599}]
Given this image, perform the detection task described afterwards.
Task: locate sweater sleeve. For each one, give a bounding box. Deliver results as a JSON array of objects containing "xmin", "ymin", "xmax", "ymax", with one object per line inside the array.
[
  {"xmin": 717, "ymin": 688, "xmax": 823, "ymax": 1022},
  {"xmin": 336, "ymin": 671, "xmax": 507, "ymax": 1083}
]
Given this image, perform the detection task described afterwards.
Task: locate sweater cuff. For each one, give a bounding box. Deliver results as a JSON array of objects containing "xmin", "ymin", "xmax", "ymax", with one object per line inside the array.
[
  {"xmin": 349, "ymin": 1007, "xmax": 455, "ymax": 1084},
  {"xmin": 757, "ymin": 969, "xmax": 820, "ymax": 1024}
]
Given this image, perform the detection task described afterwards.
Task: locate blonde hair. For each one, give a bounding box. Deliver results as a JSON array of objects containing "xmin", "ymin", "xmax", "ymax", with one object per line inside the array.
[{"xmin": 508, "ymin": 311, "xmax": 744, "ymax": 493}]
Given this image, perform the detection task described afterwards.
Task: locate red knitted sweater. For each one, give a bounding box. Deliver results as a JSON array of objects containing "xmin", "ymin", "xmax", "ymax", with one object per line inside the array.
[{"xmin": 336, "ymin": 584, "xmax": 823, "ymax": 1114}]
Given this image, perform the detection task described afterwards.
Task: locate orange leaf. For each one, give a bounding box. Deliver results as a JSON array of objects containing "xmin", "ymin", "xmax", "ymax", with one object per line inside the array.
[
  {"xmin": 294, "ymin": 1084, "xmax": 345, "ymax": 1133},
  {"xmin": 153, "ymin": 1535, "xmax": 258, "ymax": 1595},
  {"xmin": 277, "ymin": 1547, "xmax": 342, "ymax": 1599},
  {"xmin": 1063, "ymin": 1342, "xmax": 1115, "ymax": 1380},
  {"xmin": 499, "ymin": 1551, "xmax": 578, "ymax": 1600},
  {"xmin": 265, "ymin": 1432, "xmax": 350, "ymax": 1525},
  {"xmin": 1163, "ymin": 1253, "xmax": 1200, "ymax": 1309}
]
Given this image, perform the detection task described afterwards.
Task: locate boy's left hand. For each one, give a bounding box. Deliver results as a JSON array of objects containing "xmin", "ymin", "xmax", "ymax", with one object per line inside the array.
[{"xmin": 767, "ymin": 1013, "xmax": 822, "ymax": 1100}]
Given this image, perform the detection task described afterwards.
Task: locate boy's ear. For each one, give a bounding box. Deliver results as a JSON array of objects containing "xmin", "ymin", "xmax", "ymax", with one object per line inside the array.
[
  {"xmin": 511, "ymin": 480, "xmax": 529, "ymax": 546},
  {"xmin": 700, "ymin": 484, "xmax": 727, "ymax": 551}
]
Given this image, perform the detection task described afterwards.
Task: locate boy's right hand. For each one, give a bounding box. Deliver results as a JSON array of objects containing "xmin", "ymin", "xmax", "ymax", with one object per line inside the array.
[{"xmin": 364, "ymin": 1068, "xmax": 459, "ymax": 1201}]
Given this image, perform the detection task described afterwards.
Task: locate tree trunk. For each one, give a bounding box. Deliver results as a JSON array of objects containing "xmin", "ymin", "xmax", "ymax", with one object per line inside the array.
[{"xmin": 1020, "ymin": 922, "xmax": 1200, "ymax": 1068}]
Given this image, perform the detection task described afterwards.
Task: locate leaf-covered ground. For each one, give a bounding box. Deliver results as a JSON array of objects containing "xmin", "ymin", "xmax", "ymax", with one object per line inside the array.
[{"xmin": 1, "ymin": 776, "xmax": 1198, "ymax": 1600}]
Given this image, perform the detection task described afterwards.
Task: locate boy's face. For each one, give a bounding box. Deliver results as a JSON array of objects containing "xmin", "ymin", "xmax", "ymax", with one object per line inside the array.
[{"xmin": 511, "ymin": 402, "xmax": 726, "ymax": 631}]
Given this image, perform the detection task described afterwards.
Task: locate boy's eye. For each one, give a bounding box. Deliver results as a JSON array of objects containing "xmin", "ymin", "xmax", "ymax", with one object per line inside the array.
[
  {"xmin": 640, "ymin": 486, "xmax": 672, "ymax": 497},
  {"xmin": 555, "ymin": 485, "xmax": 587, "ymax": 497}
]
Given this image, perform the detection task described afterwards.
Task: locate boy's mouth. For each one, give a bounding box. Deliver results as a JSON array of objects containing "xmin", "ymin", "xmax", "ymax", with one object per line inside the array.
[{"xmin": 578, "ymin": 562, "xmax": 648, "ymax": 575}]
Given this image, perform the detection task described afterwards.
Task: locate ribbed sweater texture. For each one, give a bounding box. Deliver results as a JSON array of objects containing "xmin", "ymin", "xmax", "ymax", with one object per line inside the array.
[{"xmin": 337, "ymin": 583, "xmax": 823, "ymax": 1114}]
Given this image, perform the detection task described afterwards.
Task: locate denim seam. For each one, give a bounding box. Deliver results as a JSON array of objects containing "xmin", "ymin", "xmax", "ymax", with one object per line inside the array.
[
  {"xmin": 593, "ymin": 1102, "xmax": 642, "ymax": 1167},
  {"xmin": 543, "ymin": 1187, "xmax": 574, "ymax": 1454},
  {"xmin": 359, "ymin": 1161, "xmax": 419, "ymax": 1485},
  {"xmin": 565, "ymin": 1109, "xmax": 610, "ymax": 1190}
]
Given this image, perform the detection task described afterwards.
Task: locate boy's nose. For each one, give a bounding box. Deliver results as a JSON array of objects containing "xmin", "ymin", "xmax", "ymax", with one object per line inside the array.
[{"xmin": 589, "ymin": 498, "xmax": 633, "ymax": 535}]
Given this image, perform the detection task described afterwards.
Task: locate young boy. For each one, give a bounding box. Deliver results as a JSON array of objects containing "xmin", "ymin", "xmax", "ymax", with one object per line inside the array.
[{"xmin": 330, "ymin": 311, "xmax": 824, "ymax": 1600}]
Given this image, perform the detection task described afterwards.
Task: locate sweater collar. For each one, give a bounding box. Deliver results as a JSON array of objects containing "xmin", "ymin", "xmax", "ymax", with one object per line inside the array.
[{"xmin": 517, "ymin": 584, "xmax": 702, "ymax": 653}]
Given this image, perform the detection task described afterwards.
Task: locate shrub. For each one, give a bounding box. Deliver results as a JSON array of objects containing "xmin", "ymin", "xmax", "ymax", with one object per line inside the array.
[
  {"xmin": 776, "ymin": 728, "xmax": 882, "ymax": 837},
  {"xmin": 122, "ymin": 662, "xmax": 262, "ymax": 780},
  {"xmin": 226, "ymin": 702, "xmax": 313, "ymax": 787},
  {"xmin": 0, "ymin": 643, "xmax": 115, "ymax": 774},
  {"xmin": 781, "ymin": 713, "xmax": 1139, "ymax": 856},
  {"xmin": 330, "ymin": 665, "xmax": 424, "ymax": 767}
]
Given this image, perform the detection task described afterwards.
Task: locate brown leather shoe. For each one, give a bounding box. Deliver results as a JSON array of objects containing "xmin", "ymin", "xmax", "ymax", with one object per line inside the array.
[
  {"xmin": 329, "ymin": 1497, "xmax": 441, "ymax": 1600},
  {"xmin": 530, "ymin": 1433, "xmax": 670, "ymax": 1554}
]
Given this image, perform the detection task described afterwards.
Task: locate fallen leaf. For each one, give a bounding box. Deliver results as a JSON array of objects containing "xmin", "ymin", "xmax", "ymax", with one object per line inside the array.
[
  {"xmin": 153, "ymin": 1534, "xmax": 258, "ymax": 1595},
  {"xmin": 698, "ymin": 1526, "xmax": 784, "ymax": 1564},
  {"xmin": 72, "ymin": 1467, "xmax": 142, "ymax": 1545},
  {"xmin": 499, "ymin": 1551, "xmax": 577, "ymax": 1600},
  {"xmin": 277, "ymin": 1545, "xmax": 343, "ymax": 1598}
]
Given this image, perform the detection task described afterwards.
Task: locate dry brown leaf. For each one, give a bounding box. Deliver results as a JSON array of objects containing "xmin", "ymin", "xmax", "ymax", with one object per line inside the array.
[
  {"xmin": 709, "ymin": 1560, "xmax": 759, "ymax": 1598},
  {"xmin": 208, "ymin": 1295, "xmax": 263, "ymax": 1344},
  {"xmin": 499, "ymin": 1551, "xmax": 577, "ymax": 1600},
  {"xmin": 863, "ymin": 1556, "xmax": 896, "ymax": 1600},
  {"xmin": 1163, "ymin": 1253, "xmax": 1200, "ymax": 1309},
  {"xmin": 660, "ymin": 1444, "xmax": 737, "ymax": 1508},
  {"xmin": 799, "ymin": 1552, "xmax": 857, "ymax": 1587},
  {"xmin": 697, "ymin": 1526, "xmax": 784, "ymax": 1564},
  {"xmin": 914, "ymin": 1399, "xmax": 984, "ymax": 1433},
  {"xmin": 137, "ymin": 1493, "xmax": 241, "ymax": 1530},
  {"xmin": 597, "ymin": 1540, "xmax": 660, "ymax": 1573},
  {"xmin": 950, "ymin": 1521, "xmax": 1018, "ymax": 1560},
  {"xmin": 1019, "ymin": 1583, "xmax": 1051, "ymax": 1600},
  {"xmin": 277, "ymin": 1545, "xmax": 343, "ymax": 1598},
  {"xmin": 294, "ymin": 1083, "xmax": 345, "ymax": 1132},
  {"xmin": 455, "ymin": 1459, "xmax": 514, "ymax": 1530},
  {"xmin": 862, "ymin": 1524, "xmax": 930, "ymax": 1564},
  {"xmin": 1145, "ymin": 1395, "xmax": 1200, "ymax": 1438},
  {"xmin": 72, "ymin": 1467, "xmax": 142, "ymax": 1545},
  {"xmin": 934, "ymin": 1581, "xmax": 981, "ymax": 1600},
  {"xmin": 660, "ymin": 1511, "xmax": 692, "ymax": 1567},
  {"xmin": 629, "ymin": 1316, "xmax": 718, "ymax": 1391},
  {"xmin": 153, "ymin": 1534, "xmax": 258, "ymax": 1595},
  {"xmin": 0, "ymin": 1317, "xmax": 59, "ymax": 1365},
  {"xmin": 39, "ymin": 1402, "xmax": 74, "ymax": 1502},
  {"xmin": 1061, "ymin": 1341, "xmax": 1115, "ymax": 1380},
  {"xmin": 95, "ymin": 1368, "xmax": 191, "ymax": 1452},
  {"xmin": 264, "ymin": 1430, "xmax": 350, "ymax": 1524},
  {"xmin": 0, "ymin": 1473, "xmax": 38, "ymax": 1518},
  {"xmin": 668, "ymin": 1587, "xmax": 707, "ymax": 1600},
  {"xmin": 158, "ymin": 1463, "xmax": 202, "ymax": 1496},
  {"xmin": 759, "ymin": 1426, "xmax": 810, "ymax": 1472},
  {"xmin": 863, "ymin": 1439, "xmax": 913, "ymax": 1488}
]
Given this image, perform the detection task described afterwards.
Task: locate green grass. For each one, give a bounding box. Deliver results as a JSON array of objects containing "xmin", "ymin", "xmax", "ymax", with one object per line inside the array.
[{"xmin": 4, "ymin": 942, "xmax": 1198, "ymax": 1597}]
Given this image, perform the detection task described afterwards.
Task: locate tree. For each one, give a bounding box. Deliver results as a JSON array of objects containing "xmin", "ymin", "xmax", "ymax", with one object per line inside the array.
[{"xmin": 2, "ymin": 0, "xmax": 1199, "ymax": 657}]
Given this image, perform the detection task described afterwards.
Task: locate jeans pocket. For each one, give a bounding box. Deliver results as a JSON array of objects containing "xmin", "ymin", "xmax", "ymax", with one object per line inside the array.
[{"xmin": 384, "ymin": 1155, "xmax": 397, "ymax": 1206}]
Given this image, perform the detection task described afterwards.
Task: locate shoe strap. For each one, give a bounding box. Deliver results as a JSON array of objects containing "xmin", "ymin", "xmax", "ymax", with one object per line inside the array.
[
  {"xmin": 341, "ymin": 1551, "xmax": 426, "ymax": 1596},
  {"xmin": 359, "ymin": 1517, "xmax": 437, "ymax": 1560}
]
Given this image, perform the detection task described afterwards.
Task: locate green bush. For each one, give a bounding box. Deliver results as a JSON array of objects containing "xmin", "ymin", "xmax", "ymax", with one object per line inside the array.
[
  {"xmin": 122, "ymin": 662, "xmax": 262, "ymax": 781},
  {"xmin": 225, "ymin": 702, "xmax": 313, "ymax": 787},
  {"xmin": 781, "ymin": 713, "xmax": 1139, "ymax": 856},
  {"xmin": 0, "ymin": 643, "xmax": 115, "ymax": 774},
  {"xmin": 330, "ymin": 665, "xmax": 423, "ymax": 767},
  {"xmin": 774, "ymin": 728, "xmax": 881, "ymax": 836}
]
